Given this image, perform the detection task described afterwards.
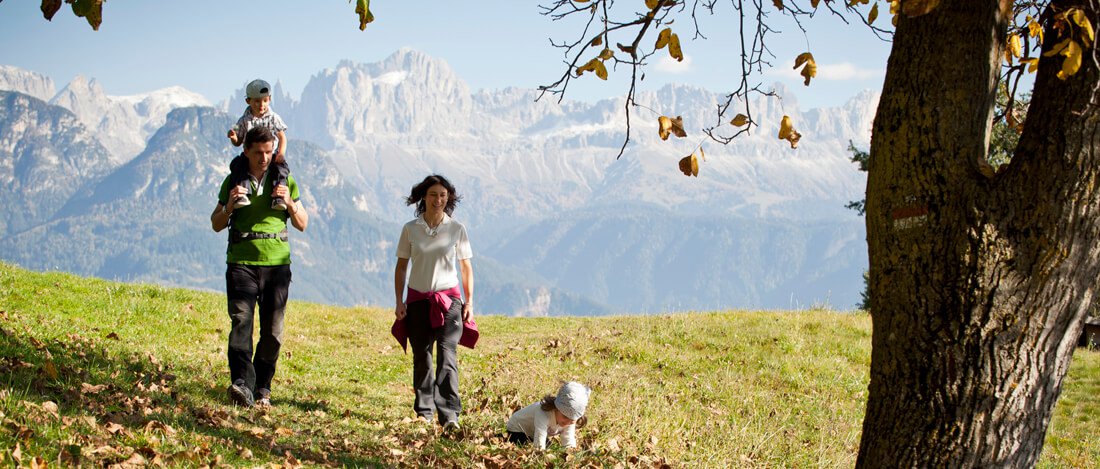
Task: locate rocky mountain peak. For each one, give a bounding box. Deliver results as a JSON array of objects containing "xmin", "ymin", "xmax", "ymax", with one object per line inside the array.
[{"xmin": 0, "ymin": 65, "xmax": 55, "ymax": 102}]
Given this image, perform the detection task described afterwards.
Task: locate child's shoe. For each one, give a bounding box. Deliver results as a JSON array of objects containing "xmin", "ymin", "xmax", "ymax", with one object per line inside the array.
[
  {"xmin": 233, "ymin": 184, "xmax": 252, "ymax": 208},
  {"xmin": 271, "ymin": 197, "xmax": 288, "ymax": 211}
]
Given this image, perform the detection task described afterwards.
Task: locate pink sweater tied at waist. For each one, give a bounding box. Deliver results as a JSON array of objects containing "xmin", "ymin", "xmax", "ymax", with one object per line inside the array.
[
  {"xmin": 406, "ymin": 286, "xmax": 462, "ymax": 329},
  {"xmin": 391, "ymin": 286, "xmax": 479, "ymax": 352}
]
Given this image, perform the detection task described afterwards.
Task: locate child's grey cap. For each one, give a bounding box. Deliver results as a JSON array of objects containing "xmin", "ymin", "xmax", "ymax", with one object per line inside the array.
[
  {"xmin": 555, "ymin": 381, "xmax": 591, "ymax": 421},
  {"xmin": 246, "ymin": 79, "xmax": 271, "ymax": 99}
]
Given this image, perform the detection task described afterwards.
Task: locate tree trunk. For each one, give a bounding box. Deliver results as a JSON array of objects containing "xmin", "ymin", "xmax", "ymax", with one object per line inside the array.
[{"xmin": 857, "ymin": 0, "xmax": 1100, "ymax": 466}]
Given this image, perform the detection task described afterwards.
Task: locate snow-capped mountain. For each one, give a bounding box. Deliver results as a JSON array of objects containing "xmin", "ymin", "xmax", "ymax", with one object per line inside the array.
[
  {"xmin": 0, "ymin": 49, "xmax": 874, "ymax": 312},
  {"xmin": 0, "ymin": 91, "xmax": 113, "ymax": 236},
  {"xmin": 49, "ymin": 76, "xmax": 210, "ymax": 164},
  {"xmin": 0, "ymin": 65, "xmax": 55, "ymax": 102}
]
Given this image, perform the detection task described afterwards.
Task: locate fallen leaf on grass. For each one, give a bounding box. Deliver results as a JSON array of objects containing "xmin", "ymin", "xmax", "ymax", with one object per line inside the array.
[
  {"xmin": 606, "ymin": 438, "xmax": 621, "ymax": 452},
  {"xmin": 81, "ymin": 383, "xmax": 107, "ymax": 394},
  {"xmin": 144, "ymin": 420, "xmax": 176, "ymax": 435},
  {"xmin": 41, "ymin": 401, "xmax": 59, "ymax": 417},
  {"xmin": 29, "ymin": 456, "xmax": 47, "ymax": 469}
]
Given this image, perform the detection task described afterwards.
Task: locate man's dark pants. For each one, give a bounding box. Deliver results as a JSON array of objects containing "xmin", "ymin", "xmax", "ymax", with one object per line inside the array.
[
  {"xmin": 225, "ymin": 263, "xmax": 291, "ymax": 393},
  {"xmin": 405, "ymin": 297, "xmax": 463, "ymax": 424}
]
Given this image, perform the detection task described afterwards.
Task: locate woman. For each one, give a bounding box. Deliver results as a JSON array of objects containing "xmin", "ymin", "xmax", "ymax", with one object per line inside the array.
[{"xmin": 394, "ymin": 174, "xmax": 474, "ymax": 432}]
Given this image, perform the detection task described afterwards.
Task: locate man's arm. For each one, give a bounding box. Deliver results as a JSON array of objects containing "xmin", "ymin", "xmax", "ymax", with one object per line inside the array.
[
  {"xmin": 211, "ymin": 185, "xmax": 245, "ymax": 231},
  {"xmin": 211, "ymin": 202, "xmax": 232, "ymax": 232},
  {"xmin": 275, "ymin": 184, "xmax": 307, "ymax": 231}
]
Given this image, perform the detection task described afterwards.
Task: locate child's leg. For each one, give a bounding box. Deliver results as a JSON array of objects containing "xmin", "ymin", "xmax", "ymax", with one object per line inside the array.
[
  {"xmin": 229, "ymin": 154, "xmax": 252, "ymax": 207},
  {"xmin": 507, "ymin": 432, "xmax": 530, "ymax": 445},
  {"xmin": 229, "ymin": 154, "xmax": 250, "ymax": 188},
  {"xmin": 269, "ymin": 159, "xmax": 290, "ymax": 210}
]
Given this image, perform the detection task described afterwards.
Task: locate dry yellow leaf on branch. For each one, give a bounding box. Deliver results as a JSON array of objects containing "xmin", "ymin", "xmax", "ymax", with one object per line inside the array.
[
  {"xmin": 1027, "ymin": 16, "xmax": 1044, "ymax": 41},
  {"xmin": 1043, "ymin": 38, "xmax": 1083, "ymax": 79},
  {"xmin": 658, "ymin": 116, "xmax": 672, "ymax": 140},
  {"xmin": 576, "ymin": 58, "xmax": 609, "ymax": 79},
  {"xmin": 1068, "ymin": 8, "xmax": 1095, "ymax": 43},
  {"xmin": 1006, "ymin": 34, "xmax": 1022, "ymax": 62},
  {"xmin": 868, "ymin": 3, "xmax": 879, "ymax": 24},
  {"xmin": 599, "ymin": 48, "xmax": 614, "ymax": 60},
  {"xmin": 730, "ymin": 114, "xmax": 749, "ymax": 127},
  {"xmin": 655, "ymin": 28, "xmax": 672, "ymax": 50},
  {"xmin": 793, "ymin": 52, "xmax": 817, "ymax": 86},
  {"xmin": 1021, "ymin": 57, "xmax": 1039, "ymax": 73},
  {"xmin": 670, "ymin": 116, "xmax": 687, "ymax": 137},
  {"xmin": 356, "ymin": 0, "xmax": 375, "ymax": 31},
  {"xmin": 591, "ymin": 36, "xmax": 603, "ymax": 47},
  {"xmin": 678, "ymin": 153, "xmax": 699, "ymax": 177},
  {"xmin": 773, "ymin": 0, "xmax": 784, "ymax": 11},
  {"xmin": 669, "ymin": 33, "xmax": 684, "ymax": 62},
  {"xmin": 778, "ymin": 115, "xmax": 802, "ymax": 149},
  {"xmin": 658, "ymin": 115, "xmax": 687, "ymax": 140},
  {"xmin": 646, "ymin": 0, "xmax": 660, "ymax": 9},
  {"xmin": 811, "ymin": 0, "xmax": 821, "ymax": 9}
]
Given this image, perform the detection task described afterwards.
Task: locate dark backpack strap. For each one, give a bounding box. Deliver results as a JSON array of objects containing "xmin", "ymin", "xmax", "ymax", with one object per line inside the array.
[{"xmin": 229, "ymin": 229, "xmax": 289, "ymax": 244}]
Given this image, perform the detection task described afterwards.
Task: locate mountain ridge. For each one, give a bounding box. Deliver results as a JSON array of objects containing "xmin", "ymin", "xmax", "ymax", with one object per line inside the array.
[{"xmin": 0, "ymin": 49, "xmax": 873, "ymax": 312}]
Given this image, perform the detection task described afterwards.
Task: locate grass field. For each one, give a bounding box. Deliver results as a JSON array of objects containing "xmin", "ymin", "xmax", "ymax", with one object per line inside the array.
[{"xmin": 0, "ymin": 262, "xmax": 1096, "ymax": 467}]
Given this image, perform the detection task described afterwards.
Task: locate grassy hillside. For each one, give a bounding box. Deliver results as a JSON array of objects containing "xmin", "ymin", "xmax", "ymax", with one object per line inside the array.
[{"xmin": 0, "ymin": 262, "xmax": 1096, "ymax": 467}]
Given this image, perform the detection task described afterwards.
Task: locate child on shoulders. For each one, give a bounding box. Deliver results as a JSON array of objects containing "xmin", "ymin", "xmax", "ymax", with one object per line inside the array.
[
  {"xmin": 226, "ymin": 79, "xmax": 290, "ymax": 210},
  {"xmin": 506, "ymin": 381, "xmax": 591, "ymax": 450}
]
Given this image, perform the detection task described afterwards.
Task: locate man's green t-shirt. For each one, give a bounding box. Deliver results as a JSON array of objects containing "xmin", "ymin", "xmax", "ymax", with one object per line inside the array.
[{"xmin": 218, "ymin": 173, "xmax": 300, "ymax": 265}]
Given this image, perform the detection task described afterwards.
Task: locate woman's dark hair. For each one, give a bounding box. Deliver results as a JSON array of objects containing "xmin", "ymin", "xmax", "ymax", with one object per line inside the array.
[
  {"xmin": 540, "ymin": 395, "xmax": 587, "ymax": 428},
  {"xmin": 405, "ymin": 174, "xmax": 461, "ymax": 216}
]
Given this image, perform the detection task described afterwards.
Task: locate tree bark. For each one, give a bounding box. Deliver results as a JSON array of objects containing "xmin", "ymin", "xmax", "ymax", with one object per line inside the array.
[{"xmin": 858, "ymin": 0, "xmax": 1100, "ymax": 466}]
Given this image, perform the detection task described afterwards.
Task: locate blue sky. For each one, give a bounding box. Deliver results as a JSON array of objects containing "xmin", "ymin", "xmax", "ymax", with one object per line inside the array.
[{"xmin": 0, "ymin": 1, "xmax": 891, "ymax": 110}]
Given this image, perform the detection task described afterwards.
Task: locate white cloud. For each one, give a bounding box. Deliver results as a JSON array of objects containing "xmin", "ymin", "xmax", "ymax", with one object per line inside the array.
[
  {"xmin": 771, "ymin": 61, "xmax": 883, "ymax": 81},
  {"xmin": 654, "ymin": 54, "xmax": 694, "ymax": 74}
]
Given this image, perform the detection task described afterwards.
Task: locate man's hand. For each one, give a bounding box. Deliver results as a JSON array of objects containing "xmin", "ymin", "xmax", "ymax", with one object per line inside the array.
[
  {"xmin": 228, "ymin": 185, "xmax": 248, "ymax": 209},
  {"xmin": 272, "ymin": 184, "xmax": 291, "ymax": 202}
]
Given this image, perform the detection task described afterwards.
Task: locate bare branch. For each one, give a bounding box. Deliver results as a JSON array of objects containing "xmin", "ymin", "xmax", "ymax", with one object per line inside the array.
[{"xmin": 537, "ymin": 0, "xmax": 893, "ymax": 156}]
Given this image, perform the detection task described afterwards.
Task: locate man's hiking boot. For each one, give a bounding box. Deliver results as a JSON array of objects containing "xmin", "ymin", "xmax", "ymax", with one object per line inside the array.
[
  {"xmin": 255, "ymin": 388, "xmax": 271, "ymax": 407},
  {"xmin": 228, "ymin": 380, "xmax": 254, "ymax": 407}
]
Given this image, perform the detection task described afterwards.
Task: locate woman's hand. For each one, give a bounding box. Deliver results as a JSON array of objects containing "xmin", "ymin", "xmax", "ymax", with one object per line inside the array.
[{"xmin": 395, "ymin": 302, "xmax": 407, "ymax": 320}]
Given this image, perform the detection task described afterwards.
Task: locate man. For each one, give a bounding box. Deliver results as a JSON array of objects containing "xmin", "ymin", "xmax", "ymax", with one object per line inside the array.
[{"xmin": 210, "ymin": 126, "xmax": 308, "ymax": 407}]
